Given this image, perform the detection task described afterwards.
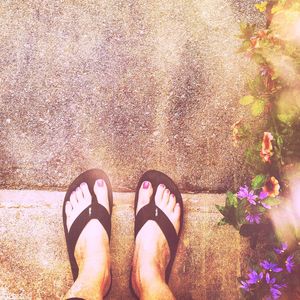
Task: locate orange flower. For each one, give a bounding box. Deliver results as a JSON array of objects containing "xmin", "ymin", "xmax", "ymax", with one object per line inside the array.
[
  {"xmin": 260, "ymin": 132, "xmax": 274, "ymax": 163},
  {"xmin": 263, "ymin": 176, "xmax": 280, "ymax": 197}
]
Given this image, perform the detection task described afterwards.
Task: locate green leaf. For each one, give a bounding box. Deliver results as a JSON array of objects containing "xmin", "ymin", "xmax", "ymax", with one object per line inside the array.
[
  {"xmin": 252, "ymin": 53, "xmax": 265, "ymax": 64},
  {"xmin": 264, "ymin": 197, "xmax": 281, "ymax": 207},
  {"xmin": 277, "ymin": 113, "xmax": 294, "ymax": 125},
  {"xmin": 235, "ymin": 199, "xmax": 248, "ymax": 224},
  {"xmin": 251, "ymin": 99, "xmax": 265, "ymax": 116},
  {"xmin": 276, "ymin": 135, "xmax": 284, "ymax": 147},
  {"xmin": 251, "ymin": 174, "xmax": 266, "ymax": 190},
  {"xmin": 257, "ymin": 206, "xmax": 266, "ymax": 213},
  {"xmin": 226, "ymin": 192, "xmax": 238, "ymax": 208},
  {"xmin": 240, "ymin": 95, "xmax": 255, "ymax": 106},
  {"xmin": 255, "ymin": 1, "xmax": 268, "ymax": 12},
  {"xmin": 215, "ymin": 204, "xmax": 225, "ymax": 214},
  {"xmin": 218, "ymin": 218, "xmax": 227, "ymax": 226},
  {"xmin": 248, "ymin": 75, "xmax": 264, "ymax": 95},
  {"xmin": 239, "ymin": 23, "xmax": 256, "ymax": 39}
]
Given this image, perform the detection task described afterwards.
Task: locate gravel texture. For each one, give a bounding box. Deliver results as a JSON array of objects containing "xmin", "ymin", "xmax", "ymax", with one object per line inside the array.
[{"xmin": 0, "ymin": 0, "xmax": 264, "ymax": 192}]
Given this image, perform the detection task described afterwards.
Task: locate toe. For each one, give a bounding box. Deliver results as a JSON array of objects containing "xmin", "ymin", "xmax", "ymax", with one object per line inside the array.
[
  {"xmin": 94, "ymin": 179, "xmax": 110, "ymax": 214},
  {"xmin": 174, "ymin": 202, "xmax": 181, "ymax": 218},
  {"xmin": 136, "ymin": 181, "xmax": 153, "ymax": 214},
  {"xmin": 75, "ymin": 187, "xmax": 84, "ymax": 203},
  {"xmin": 173, "ymin": 203, "xmax": 181, "ymax": 233},
  {"xmin": 65, "ymin": 201, "xmax": 72, "ymax": 217},
  {"xmin": 155, "ymin": 184, "xmax": 165, "ymax": 206},
  {"xmin": 80, "ymin": 182, "xmax": 92, "ymax": 203},
  {"xmin": 162, "ymin": 189, "xmax": 170, "ymax": 206},
  {"xmin": 167, "ymin": 194, "xmax": 176, "ymax": 211},
  {"xmin": 70, "ymin": 191, "xmax": 77, "ymax": 208}
]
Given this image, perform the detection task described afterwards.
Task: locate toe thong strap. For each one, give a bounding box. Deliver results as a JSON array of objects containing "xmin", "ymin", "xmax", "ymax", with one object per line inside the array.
[
  {"xmin": 134, "ymin": 204, "xmax": 178, "ymax": 259},
  {"xmin": 68, "ymin": 202, "xmax": 111, "ymax": 258},
  {"xmin": 134, "ymin": 203, "xmax": 154, "ymax": 238}
]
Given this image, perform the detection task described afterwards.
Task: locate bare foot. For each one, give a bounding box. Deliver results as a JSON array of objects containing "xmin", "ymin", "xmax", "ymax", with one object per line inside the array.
[
  {"xmin": 64, "ymin": 180, "xmax": 111, "ymax": 300},
  {"xmin": 131, "ymin": 181, "xmax": 181, "ymax": 299}
]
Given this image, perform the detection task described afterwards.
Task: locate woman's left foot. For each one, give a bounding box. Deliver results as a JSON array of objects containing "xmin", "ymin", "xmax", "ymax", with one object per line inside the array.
[{"xmin": 64, "ymin": 180, "xmax": 111, "ymax": 300}]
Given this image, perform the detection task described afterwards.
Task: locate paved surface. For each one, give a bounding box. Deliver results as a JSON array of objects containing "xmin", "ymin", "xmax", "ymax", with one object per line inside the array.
[
  {"xmin": 0, "ymin": 0, "xmax": 263, "ymax": 192},
  {"xmin": 0, "ymin": 190, "xmax": 248, "ymax": 299}
]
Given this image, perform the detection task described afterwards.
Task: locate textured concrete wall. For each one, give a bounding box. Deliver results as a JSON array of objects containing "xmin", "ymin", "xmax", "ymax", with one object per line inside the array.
[{"xmin": 0, "ymin": 0, "xmax": 263, "ymax": 192}]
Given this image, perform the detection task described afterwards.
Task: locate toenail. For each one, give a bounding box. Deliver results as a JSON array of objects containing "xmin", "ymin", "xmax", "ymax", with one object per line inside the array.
[
  {"xmin": 171, "ymin": 193, "xmax": 175, "ymax": 198},
  {"xmin": 165, "ymin": 189, "xmax": 170, "ymax": 194},
  {"xmin": 160, "ymin": 184, "xmax": 165, "ymax": 188},
  {"xmin": 76, "ymin": 187, "xmax": 80, "ymax": 192},
  {"xmin": 97, "ymin": 179, "xmax": 104, "ymax": 187},
  {"xmin": 143, "ymin": 181, "xmax": 150, "ymax": 189},
  {"xmin": 80, "ymin": 182, "xmax": 87, "ymax": 187}
]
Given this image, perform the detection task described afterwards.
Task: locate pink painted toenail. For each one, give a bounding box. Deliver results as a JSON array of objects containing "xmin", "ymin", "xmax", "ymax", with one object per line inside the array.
[
  {"xmin": 165, "ymin": 189, "xmax": 170, "ymax": 194},
  {"xmin": 171, "ymin": 193, "xmax": 175, "ymax": 198},
  {"xmin": 160, "ymin": 184, "xmax": 165, "ymax": 188},
  {"xmin": 143, "ymin": 181, "xmax": 150, "ymax": 189},
  {"xmin": 97, "ymin": 179, "xmax": 104, "ymax": 187}
]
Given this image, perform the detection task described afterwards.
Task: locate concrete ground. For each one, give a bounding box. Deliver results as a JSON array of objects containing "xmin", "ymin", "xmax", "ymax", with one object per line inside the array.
[
  {"xmin": 0, "ymin": 190, "xmax": 247, "ymax": 299},
  {"xmin": 0, "ymin": 0, "xmax": 263, "ymax": 192},
  {"xmin": 0, "ymin": 1, "xmax": 264, "ymax": 299}
]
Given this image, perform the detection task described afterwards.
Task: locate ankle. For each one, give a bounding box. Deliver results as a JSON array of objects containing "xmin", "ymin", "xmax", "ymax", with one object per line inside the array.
[
  {"xmin": 66, "ymin": 266, "xmax": 111, "ymax": 300},
  {"xmin": 67, "ymin": 253, "xmax": 111, "ymax": 299},
  {"xmin": 132, "ymin": 257, "xmax": 166, "ymax": 295}
]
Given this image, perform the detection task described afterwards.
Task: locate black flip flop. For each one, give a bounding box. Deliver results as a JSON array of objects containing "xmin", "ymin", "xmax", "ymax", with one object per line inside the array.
[
  {"xmin": 130, "ymin": 170, "xmax": 184, "ymax": 298},
  {"xmin": 63, "ymin": 169, "xmax": 113, "ymax": 296}
]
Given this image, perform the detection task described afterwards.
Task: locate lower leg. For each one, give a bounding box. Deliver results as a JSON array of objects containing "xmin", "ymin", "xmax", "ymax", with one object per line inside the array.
[
  {"xmin": 132, "ymin": 237, "xmax": 175, "ymax": 300},
  {"xmin": 64, "ymin": 220, "xmax": 111, "ymax": 300}
]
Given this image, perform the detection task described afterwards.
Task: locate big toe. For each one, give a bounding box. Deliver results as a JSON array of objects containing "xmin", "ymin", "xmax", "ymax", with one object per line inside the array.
[
  {"xmin": 94, "ymin": 179, "xmax": 110, "ymax": 214},
  {"xmin": 136, "ymin": 181, "xmax": 153, "ymax": 214}
]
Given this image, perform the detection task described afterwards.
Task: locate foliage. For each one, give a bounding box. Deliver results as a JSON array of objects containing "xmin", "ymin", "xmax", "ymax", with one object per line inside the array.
[
  {"xmin": 234, "ymin": 0, "xmax": 300, "ymax": 184},
  {"xmin": 217, "ymin": 1, "xmax": 300, "ymax": 299}
]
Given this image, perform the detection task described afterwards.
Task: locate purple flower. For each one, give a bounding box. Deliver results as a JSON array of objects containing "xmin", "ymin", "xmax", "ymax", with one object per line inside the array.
[
  {"xmin": 265, "ymin": 273, "xmax": 287, "ymax": 300},
  {"xmin": 260, "ymin": 260, "xmax": 283, "ymax": 273},
  {"xmin": 265, "ymin": 275, "xmax": 286, "ymax": 300},
  {"xmin": 258, "ymin": 191, "xmax": 271, "ymax": 209},
  {"xmin": 285, "ymin": 255, "xmax": 294, "ymax": 273},
  {"xmin": 237, "ymin": 185, "xmax": 257, "ymax": 205},
  {"xmin": 261, "ymin": 201, "xmax": 271, "ymax": 209},
  {"xmin": 246, "ymin": 213, "xmax": 261, "ymax": 224},
  {"xmin": 265, "ymin": 272, "xmax": 276, "ymax": 285},
  {"xmin": 237, "ymin": 186, "xmax": 249, "ymax": 199},
  {"xmin": 259, "ymin": 191, "xmax": 268, "ymax": 200},
  {"xmin": 247, "ymin": 191, "xmax": 257, "ymax": 205},
  {"xmin": 270, "ymin": 286, "xmax": 282, "ymax": 299},
  {"xmin": 240, "ymin": 280, "xmax": 251, "ymax": 291},
  {"xmin": 247, "ymin": 270, "xmax": 264, "ymax": 284},
  {"xmin": 274, "ymin": 242, "xmax": 288, "ymax": 254},
  {"xmin": 269, "ymin": 283, "xmax": 286, "ymax": 300}
]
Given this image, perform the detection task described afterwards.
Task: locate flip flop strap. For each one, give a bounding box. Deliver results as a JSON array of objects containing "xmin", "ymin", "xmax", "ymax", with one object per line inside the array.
[
  {"xmin": 68, "ymin": 202, "xmax": 111, "ymax": 256},
  {"xmin": 134, "ymin": 203, "xmax": 178, "ymax": 258}
]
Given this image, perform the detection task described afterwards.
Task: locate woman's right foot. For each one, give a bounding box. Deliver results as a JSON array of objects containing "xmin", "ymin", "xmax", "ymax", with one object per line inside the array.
[{"xmin": 131, "ymin": 181, "xmax": 181, "ymax": 299}]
